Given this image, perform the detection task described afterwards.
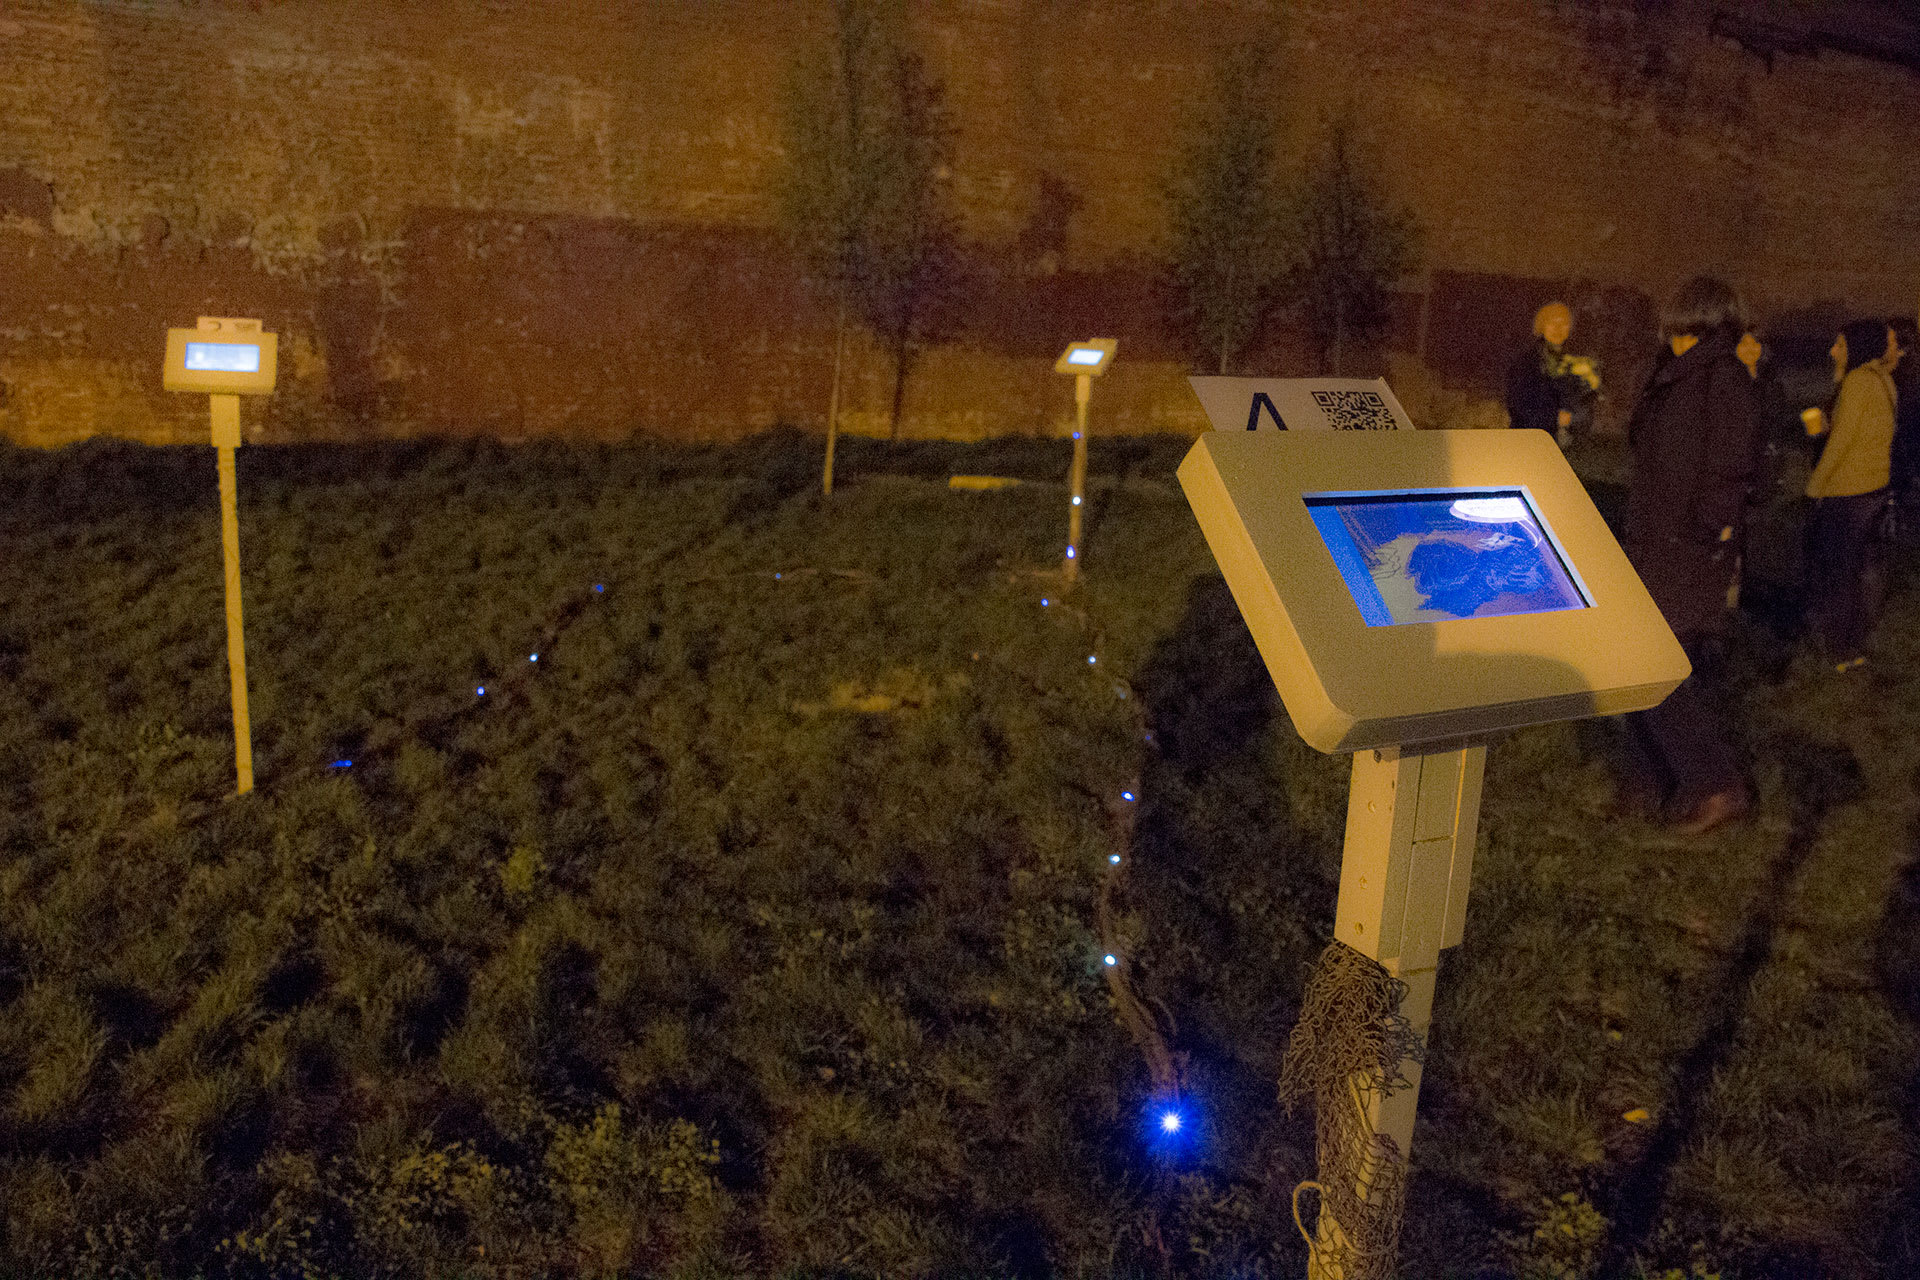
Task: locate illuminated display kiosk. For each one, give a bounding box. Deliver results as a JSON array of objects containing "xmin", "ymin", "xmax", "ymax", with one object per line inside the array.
[
  {"xmin": 1055, "ymin": 339, "xmax": 1116, "ymax": 582},
  {"xmin": 164, "ymin": 316, "xmax": 279, "ymax": 795},
  {"xmin": 1178, "ymin": 426, "xmax": 1688, "ymax": 1276}
]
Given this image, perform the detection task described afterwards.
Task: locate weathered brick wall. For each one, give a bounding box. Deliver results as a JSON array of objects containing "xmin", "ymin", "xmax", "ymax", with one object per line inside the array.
[{"xmin": 1, "ymin": 0, "xmax": 1915, "ymax": 446}]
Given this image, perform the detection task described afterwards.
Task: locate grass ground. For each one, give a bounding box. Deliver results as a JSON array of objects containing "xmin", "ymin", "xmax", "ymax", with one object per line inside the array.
[{"xmin": 0, "ymin": 430, "xmax": 1915, "ymax": 1279}]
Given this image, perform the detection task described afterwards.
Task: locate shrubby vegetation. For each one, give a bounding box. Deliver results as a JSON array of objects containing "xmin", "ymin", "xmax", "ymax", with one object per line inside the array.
[
  {"xmin": 1162, "ymin": 48, "xmax": 1421, "ymax": 379},
  {"xmin": 0, "ymin": 433, "xmax": 1915, "ymax": 1278},
  {"xmin": 1162, "ymin": 45, "xmax": 1292, "ymax": 376},
  {"xmin": 778, "ymin": 0, "xmax": 961, "ymax": 478}
]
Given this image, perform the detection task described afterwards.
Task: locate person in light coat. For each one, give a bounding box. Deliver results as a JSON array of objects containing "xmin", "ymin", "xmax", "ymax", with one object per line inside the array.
[{"xmin": 1805, "ymin": 318, "xmax": 1904, "ymax": 669}]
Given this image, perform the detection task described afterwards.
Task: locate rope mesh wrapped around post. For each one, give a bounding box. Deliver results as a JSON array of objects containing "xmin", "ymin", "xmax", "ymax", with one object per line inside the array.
[{"xmin": 1278, "ymin": 940, "xmax": 1425, "ymax": 1280}]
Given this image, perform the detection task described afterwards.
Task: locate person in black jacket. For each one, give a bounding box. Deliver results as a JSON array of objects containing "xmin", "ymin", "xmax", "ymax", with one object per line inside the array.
[
  {"xmin": 1616, "ymin": 277, "xmax": 1761, "ymax": 834},
  {"xmin": 1889, "ymin": 318, "xmax": 1920, "ymax": 512}
]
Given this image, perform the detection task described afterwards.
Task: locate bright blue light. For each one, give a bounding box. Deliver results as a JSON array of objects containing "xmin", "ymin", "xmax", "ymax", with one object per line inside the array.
[
  {"xmin": 477, "ymin": 686, "xmax": 486, "ymax": 696},
  {"xmin": 1066, "ymin": 546, "xmax": 1076, "ymax": 558},
  {"xmin": 593, "ymin": 583, "xmax": 605, "ymax": 593},
  {"xmin": 774, "ymin": 573, "xmax": 782, "ymax": 580},
  {"xmin": 1072, "ymin": 432, "xmax": 1082, "ymax": 440},
  {"xmin": 1103, "ymin": 954, "xmax": 1117, "ymax": 966},
  {"xmin": 1142, "ymin": 1094, "xmax": 1201, "ymax": 1163},
  {"xmin": 1087, "ymin": 655, "xmax": 1097, "ymax": 665},
  {"xmin": 529, "ymin": 653, "xmax": 539, "ymax": 662},
  {"xmin": 1040, "ymin": 598, "xmax": 1050, "ymax": 607},
  {"xmin": 330, "ymin": 759, "xmax": 353, "ymax": 768},
  {"xmin": 1109, "ymin": 854, "xmax": 1121, "ymax": 865},
  {"xmin": 1121, "ymin": 791, "xmax": 1135, "ymax": 802},
  {"xmin": 1072, "ymin": 496, "xmax": 1082, "ymax": 506}
]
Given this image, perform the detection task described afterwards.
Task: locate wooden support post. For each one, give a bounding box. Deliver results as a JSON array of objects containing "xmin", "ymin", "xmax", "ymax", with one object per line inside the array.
[
  {"xmin": 211, "ymin": 394, "xmax": 254, "ymax": 796},
  {"xmin": 1064, "ymin": 372, "xmax": 1090, "ymax": 582},
  {"xmin": 1309, "ymin": 742, "xmax": 1485, "ymax": 1277}
]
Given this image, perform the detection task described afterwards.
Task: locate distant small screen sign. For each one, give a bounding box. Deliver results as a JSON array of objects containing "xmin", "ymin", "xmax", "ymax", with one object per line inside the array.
[
  {"xmin": 184, "ymin": 342, "xmax": 261, "ymax": 374},
  {"xmin": 1304, "ymin": 489, "xmax": 1588, "ymax": 627},
  {"xmin": 1066, "ymin": 348, "xmax": 1105, "ymax": 367}
]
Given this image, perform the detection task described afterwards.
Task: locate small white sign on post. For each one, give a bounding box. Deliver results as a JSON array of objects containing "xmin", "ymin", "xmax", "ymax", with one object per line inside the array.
[
  {"xmin": 1187, "ymin": 376, "xmax": 1413, "ymax": 433},
  {"xmin": 164, "ymin": 316, "xmax": 278, "ymax": 795},
  {"xmin": 1057, "ymin": 339, "xmax": 1116, "ymax": 582}
]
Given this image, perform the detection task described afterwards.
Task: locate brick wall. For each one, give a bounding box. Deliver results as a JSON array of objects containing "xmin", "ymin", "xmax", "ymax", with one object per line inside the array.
[{"xmin": 0, "ymin": 0, "xmax": 1915, "ymax": 447}]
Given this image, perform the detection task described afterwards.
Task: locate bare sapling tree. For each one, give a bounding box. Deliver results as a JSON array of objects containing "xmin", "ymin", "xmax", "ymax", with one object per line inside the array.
[
  {"xmin": 862, "ymin": 51, "xmax": 961, "ymax": 441},
  {"xmin": 1164, "ymin": 44, "xmax": 1290, "ymax": 376},
  {"xmin": 778, "ymin": 0, "xmax": 959, "ymax": 492},
  {"xmin": 1289, "ymin": 109, "xmax": 1421, "ymax": 376}
]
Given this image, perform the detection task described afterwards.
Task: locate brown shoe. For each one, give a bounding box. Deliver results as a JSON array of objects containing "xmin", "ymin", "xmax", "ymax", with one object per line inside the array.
[{"xmin": 1667, "ymin": 787, "xmax": 1751, "ymax": 836}]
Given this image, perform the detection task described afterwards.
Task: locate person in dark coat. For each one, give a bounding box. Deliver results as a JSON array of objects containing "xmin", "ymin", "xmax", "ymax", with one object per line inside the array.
[
  {"xmin": 1616, "ymin": 276, "xmax": 1761, "ymax": 834},
  {"xmin": 1889, "ymin": 318, "xmax": 1920, "ymax": 510}
]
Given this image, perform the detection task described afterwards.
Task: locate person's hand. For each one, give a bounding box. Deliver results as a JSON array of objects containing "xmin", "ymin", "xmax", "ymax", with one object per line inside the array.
[{"xmin": 1557, "ymin": 409, "xmax": 1573, "ymax": 429}]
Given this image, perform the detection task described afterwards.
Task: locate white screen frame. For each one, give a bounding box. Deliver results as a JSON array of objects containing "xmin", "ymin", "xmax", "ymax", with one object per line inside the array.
[
  {"xmin": 163, "ymin": 327, "xmax": 278, "ymax": 395},
  {"xmin": 1178, "ymin": 428, "xmax": 1690, "ymax": 752}
]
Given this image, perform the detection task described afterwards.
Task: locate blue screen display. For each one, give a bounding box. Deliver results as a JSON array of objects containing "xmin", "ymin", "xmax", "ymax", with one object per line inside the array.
[
  {"xmin": 184, "ymin": 342, "xmax": 260, "ymax": 373},
  {"xmin": 1304, "ymin": 489, "xmax": 1587, "ymax": 626}
]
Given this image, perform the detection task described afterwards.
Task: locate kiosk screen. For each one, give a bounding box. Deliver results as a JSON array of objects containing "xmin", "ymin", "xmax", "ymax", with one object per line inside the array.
[
  {"xmin": 184, "ymin": 342, "xmax": 261, "ymax": 374},
  {"xmin": 1304, "ymin": 489, "xmax": 1588, "ymax": 627}
]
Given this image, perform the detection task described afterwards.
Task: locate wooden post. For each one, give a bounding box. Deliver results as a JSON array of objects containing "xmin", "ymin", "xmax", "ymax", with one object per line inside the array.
[
  {"xmin": 1064, "ymin": 372, "xmax": 1090, "ymax": 581},
  {"xmin": 211, "ymin": 393, "xmax": 253, "ymax": 795},
  {"xmin": 1309, "ymin": 742, "xmax": 1485, "ymax": 1277}
]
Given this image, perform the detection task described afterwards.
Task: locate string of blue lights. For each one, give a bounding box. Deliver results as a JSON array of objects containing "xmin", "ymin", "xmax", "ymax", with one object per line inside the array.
[
  {"xmin": 1041, "ymin": 578, "xmax": 1194, "ymax": 1160},
  {"xmin": 309, "ymin": 540, "xmax": 1194, "ymax": 1158}
]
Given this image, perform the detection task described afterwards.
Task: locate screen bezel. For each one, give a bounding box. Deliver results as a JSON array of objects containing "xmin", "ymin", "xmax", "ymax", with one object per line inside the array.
[{"xmin": 1301, "ymin": 486, "xmax": 1592, "ymax": 627}]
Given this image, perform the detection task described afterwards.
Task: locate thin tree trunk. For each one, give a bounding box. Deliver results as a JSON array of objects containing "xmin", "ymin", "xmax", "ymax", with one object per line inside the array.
[
  {"xmin": 888, "ymin": 311, "xmax": 912, "ymax": 441},
  {"xmin": 1218, "ymin": 256, "xmax": 1236, "ymax": 375},
  {"xmin": 824, "ymin": 296, "xmax": 847, "ymax": 496},
  {"xmin": 1332, "ymin": 296, "xmax": 1345, "ymax": 377}
]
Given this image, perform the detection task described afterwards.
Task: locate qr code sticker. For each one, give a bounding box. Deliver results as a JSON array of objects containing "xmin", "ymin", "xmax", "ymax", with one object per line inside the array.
[{"xmin": 1310, "ymin": 389, "xmax": 1396, "ymax": 430}]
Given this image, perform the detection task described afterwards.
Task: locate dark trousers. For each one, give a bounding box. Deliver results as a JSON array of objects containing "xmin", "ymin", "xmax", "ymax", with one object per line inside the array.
[
  {"xmin": 1805, "ymin": 489, "xmax": 1887, "ymax": 662},
  {"xmin": 1620, "ymin": 634, "xmax": 1744, "ymax": 813}
]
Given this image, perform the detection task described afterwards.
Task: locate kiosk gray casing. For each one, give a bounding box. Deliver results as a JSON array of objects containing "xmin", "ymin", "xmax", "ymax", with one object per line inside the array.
[{"xmin": 1178, "ymin": 428, "xmax": 1691, "ymax": 753}]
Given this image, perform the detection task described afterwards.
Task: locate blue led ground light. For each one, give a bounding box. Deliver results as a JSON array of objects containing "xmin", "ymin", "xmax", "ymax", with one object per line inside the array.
[{"xmin": 1142, "ymin": 1093, "xmax": 1202, "ymax": 1164}]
